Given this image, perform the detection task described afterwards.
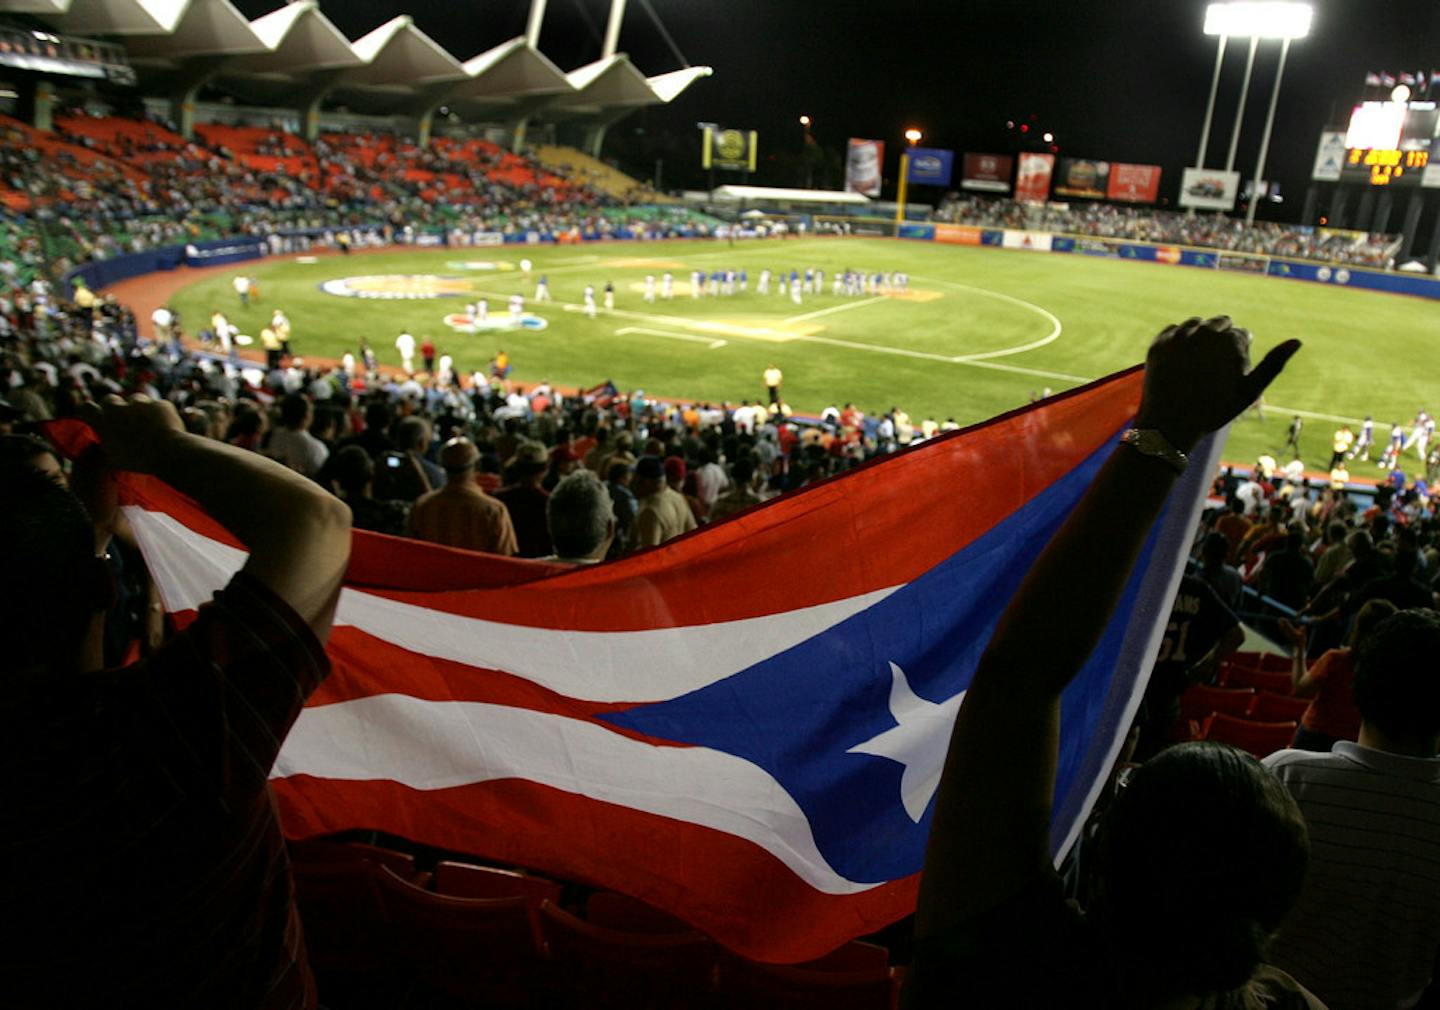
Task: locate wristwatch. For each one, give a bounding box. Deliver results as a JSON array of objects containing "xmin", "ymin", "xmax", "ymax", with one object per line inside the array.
[{"xmin": 1120, "ymin": 428, "xmax": 1188, "ymax": 474}]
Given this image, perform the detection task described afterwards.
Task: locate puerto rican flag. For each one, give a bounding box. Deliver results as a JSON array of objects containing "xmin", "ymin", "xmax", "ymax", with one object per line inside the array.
[{"xmin": 91, "ymin": 366, "xmax": 1218, "ymax": 963}]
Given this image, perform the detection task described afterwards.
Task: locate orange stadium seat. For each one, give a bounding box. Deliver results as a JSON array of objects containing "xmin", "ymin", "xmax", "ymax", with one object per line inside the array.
[
  {"xmin": 1249, "ymin": 691, "xmax": 1312, "ymax": 723},
  {"xmin": 1221, "ymin": 665, "xmax": 1294, "ymax": 695},
  {"xmin": 1179, "ymin": 685, "xmax": 1256, "ymax": 723}
]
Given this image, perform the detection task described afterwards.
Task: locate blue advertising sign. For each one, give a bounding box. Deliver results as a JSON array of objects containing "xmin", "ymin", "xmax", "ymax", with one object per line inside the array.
[{"xmin": 906, "ymin": 147, "xmax": 955, "ymax": 186}]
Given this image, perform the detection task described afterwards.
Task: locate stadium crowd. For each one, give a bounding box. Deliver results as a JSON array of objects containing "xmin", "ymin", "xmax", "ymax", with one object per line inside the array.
[
  {"xmin": 0, "ymin": 109, "xmax": 716, "ymax": 285},
  {"xmin": 936, "ymin": 194, "xmax": 1402, "ymax": 267},
  {"xmin": 4, "ymin": 253, "xmax": 1440, "ymax": 1009}
]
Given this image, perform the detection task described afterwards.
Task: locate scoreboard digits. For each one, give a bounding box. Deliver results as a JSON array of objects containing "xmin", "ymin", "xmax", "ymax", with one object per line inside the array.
[{"xmin": 1346, "ymin": 147, "xmax": 1431, "ymax": 186}]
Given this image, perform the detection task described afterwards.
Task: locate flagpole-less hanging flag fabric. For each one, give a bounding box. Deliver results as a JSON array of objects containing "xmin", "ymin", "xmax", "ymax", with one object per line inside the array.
[{"xmin": 77, "ymin": 366, "xmax": 1219, "ymax": 963}]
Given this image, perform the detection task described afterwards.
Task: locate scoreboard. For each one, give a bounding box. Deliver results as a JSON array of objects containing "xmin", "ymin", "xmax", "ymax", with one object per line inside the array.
[{"xmin": 1341, "ymin": 100, "xmax": 1439, "ymax": 187}]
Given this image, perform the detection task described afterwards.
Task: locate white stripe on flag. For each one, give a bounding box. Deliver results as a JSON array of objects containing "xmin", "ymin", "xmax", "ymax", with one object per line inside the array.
[
  {"xmin": 125, "ymin": 507, "xmax": 902, "ymax": 704},
  {"xmin": 273, "ymin": 693, "xmax": 877, "ymax": 895}
]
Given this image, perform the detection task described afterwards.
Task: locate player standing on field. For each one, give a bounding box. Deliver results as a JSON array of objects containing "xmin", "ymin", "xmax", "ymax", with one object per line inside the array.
[
  {"xmin": 584, "ymin": 285, "xmax": 598, "ymax": 318},
  {"xmin": 534, "ymin": 274, "xmax": 551, "ymax": 302},
  {"xmin": 661, "ymin": 272, "xmax": 674, "ymax": 300},
  {"xmin": 604, "ymin": 281, "xmax": 615, "ymax": 312}
]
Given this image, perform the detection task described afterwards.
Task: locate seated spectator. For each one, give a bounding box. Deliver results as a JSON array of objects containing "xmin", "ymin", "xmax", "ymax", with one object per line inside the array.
[
  {"xmin": 541, "ymin": 470, "xmax": 615, "ymax": 565},
  {"xmin": 4, "ymin": 394, "xmax": 351, "ymax": 1007},
  {"xmin": 1281, "ymin": 599, "xmax": 1398, "ymax": 753},
  {"xmin": 331, "ymin": 444, "xmax": 410, "ymax": 537},
  {"xmin": 1356, "ymin": 547, "xmax": 1435, "ymax": 611},
  {"xmin": 1265, "ymin": 609, "xmax": 1440, "ymax": 1009},
  {"xmin": 631, "ymin": 455, "xmax": 696, "ymax": 549},
  {"xmin": 906, "ymin": 318, "xmax": 1317, "ymax": 1007},
  {"xmin": 1311, "ymin": 520, "xmax": 1352, "ymax": 587},
  {"xmin": 1258, "ymin": 529, "xmax": 1315, "ymax": 611},
  {"xmin": 266, "ymin": 393, "xmax": 329, "ymax": 479},
  {"xmin": 225, "ymin": 402, "xmax": 267, "ymax": 450},
  {"xmin": 494, "ymin": 440, "xmax": 552, "ymax": 558},
  {"xmin": 409, "ymin": 436, "xmax": 517, "ymax": 555}
]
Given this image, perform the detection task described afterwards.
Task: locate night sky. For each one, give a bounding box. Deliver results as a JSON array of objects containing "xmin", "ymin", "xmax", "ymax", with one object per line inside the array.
[{"xmin": 235, "ymin": 1, "xmax": 1440, "ymax": 217}]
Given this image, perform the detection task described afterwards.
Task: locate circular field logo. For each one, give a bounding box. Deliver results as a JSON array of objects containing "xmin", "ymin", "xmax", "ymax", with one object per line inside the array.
[
  {"xmin": 443, "ymin": 311, "xmax": 549, "ymax": 333},
  {"xmin": 320, "ymin": 275, "xmax": 473, "ymax": 299},
  {"xmin": 445, "ymin": 260, "xmax": 515, "ymax": 271}
]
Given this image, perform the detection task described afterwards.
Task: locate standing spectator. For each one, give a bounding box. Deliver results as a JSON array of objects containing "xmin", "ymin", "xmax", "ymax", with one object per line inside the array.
[
  {"xmin": 1281, "ymin": 600, "xmax": 1398, "ymax": 752},
  {"xmin": 1311, "ymin": 521, "xmax": 1352, "ymax": 587},
  {"xmin": 541, "ymin": 470, "xmax": 615, "ymax": 565},
  {"xmin": 631, "ymin": 455, "xmax": 696, "ymax": 549},
  {"xmin": 409, "ymin": 436, "xmax": 517, "ymax": 555},
  {"xmin": 493, "ymin": 441, "xmax": 551, "ymax": 558},
  {"xmin": 1214, "ymin": 496, "xmax": 1253, "ymax": 557},
  {"xmin": 5, "ymin": 394, "xmax": 351, "ymax": 1008},
  {"xmin": 709, "ymin": 457, "xmax": 765, "ymax": 522},
  {"xmin": 691, "ymin": 447, "xmax": 729, "ymax": 509},
  {"xmin": 1258, "ymin": 530, "xmax": 1315, "ymax": 611},
  {"xmin": 266, "ymin": 393, "xmax": 328, "ymax": 479},
  {"xmin": 605, "ymin": 460, "xmax": 637, "ymax": 557},
  {"xmin": 1265, "ymin": 609, "xmax": 1440, "ymax": 1010},
  {"xmin": 331, "ymin": 444, "xmax": 410, "ymax": 537},
  {"xmin": 1198, "ymin": 530, "xmax": 1244, "ymax": 612}
]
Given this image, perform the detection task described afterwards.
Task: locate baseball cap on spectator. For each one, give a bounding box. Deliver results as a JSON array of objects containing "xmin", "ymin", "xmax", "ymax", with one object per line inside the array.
[
  {"xmin": 507, "ymin": 440, "xmax": 548, "ymax": 473},
  {"xmin": 634, "ymin": 455, "xmax": 664, "ymax": 480},
  {"xmin": 663, "ymin": 456, "xmax": 687, "ymax": 483}
]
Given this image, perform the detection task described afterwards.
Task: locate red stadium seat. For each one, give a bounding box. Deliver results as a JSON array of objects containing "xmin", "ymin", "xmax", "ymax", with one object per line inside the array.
[
  {"xmin": 1178, "ymin": 685, "xmax": 1255, "ymax": 723},
  {"xmin": 1258, "ymin": 652, "xmax": 1294, "ymax": 673},
  {"xmin": 1249, "ymin": 691, "xmax": 1312, "ymax": 723},
  {"xmin": 1201, "ymin": 713, "xmax": 1298, "ymax": 758},
  {"xmin": 374, "ymin": 865, "xmax": 548, "ymax": 1006},
  {"xmin": 538, "ymin": 899, "xmax": 719, "ymax": 1009},
  {"xmin": 289, "ymin": 837, "xmax": 425, "ymax": 883},
  {"xmin": 1221, "ymin": 665, "xmax": 1294, "ymax": 695},
  {"xmin": 433, "ymin": 860, "xmax": 562, "ymax": 903},
  {"xmin": 291, "ymin": 858, "xmax": 391, "ymax": 975},
  {"xmin": 586, "ymin": 892, "xmax": 692, "ymax": 933},
  {"xmin": 714, "ymin": 941, "xmax": 894, "ymax": 1010}
]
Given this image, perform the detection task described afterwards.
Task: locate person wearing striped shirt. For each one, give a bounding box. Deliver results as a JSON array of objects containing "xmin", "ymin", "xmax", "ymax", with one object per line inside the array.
[
  {"xmin": 4, "ymin": 394, "xmax": 351, "ymax": 1009},
  {"xmin": 1264, "ymin": 609, "xmax": 1440, "ymax": 1010}
]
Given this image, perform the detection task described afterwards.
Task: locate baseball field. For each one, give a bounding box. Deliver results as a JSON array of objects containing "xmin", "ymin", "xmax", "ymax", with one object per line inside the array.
[{"xmin": 162, "ymin": 236, "xmax": 1439, "ymax": 470}]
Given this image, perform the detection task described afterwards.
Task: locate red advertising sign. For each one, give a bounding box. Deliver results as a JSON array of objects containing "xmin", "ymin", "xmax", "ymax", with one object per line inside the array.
[
  {"xmin": 961, "ymin": 153, "xmax": 1013, "ymax": 193},
  {"xmin": 1106, "ymin": 163, "xmax": 1163, "ymax": 204},
  {"xmin": 1014, "ymin": 153, "xmax": 1055, "ymax": 204}
]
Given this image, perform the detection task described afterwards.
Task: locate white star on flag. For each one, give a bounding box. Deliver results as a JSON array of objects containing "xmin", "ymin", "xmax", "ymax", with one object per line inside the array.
[{"xmin": 847, "ymin": 662, "xmax": 966, "ymax": 823}]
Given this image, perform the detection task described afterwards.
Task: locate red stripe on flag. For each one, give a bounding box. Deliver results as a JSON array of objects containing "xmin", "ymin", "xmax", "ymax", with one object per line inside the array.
[{"xmin": 272, "ymin": 774, "xmax": 917, "ymax": 963}]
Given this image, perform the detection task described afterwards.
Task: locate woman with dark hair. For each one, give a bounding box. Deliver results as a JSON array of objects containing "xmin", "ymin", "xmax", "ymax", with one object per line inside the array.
[
  {"xmin": 1280, "ymin": 598, "xmax": 1398, "ymax": 752},
  {"xmin": 905, "ymin": 319, "xmax": 1322, "ymax": 1008}
]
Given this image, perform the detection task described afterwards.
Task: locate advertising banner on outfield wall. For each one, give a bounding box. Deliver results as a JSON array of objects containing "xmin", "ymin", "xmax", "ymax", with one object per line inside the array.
[
  {"xmin": 961, "ymin": 153, "xmax": 1013, "ymax": 193},
  {"xmin": 1054, "ymin": 159, "xmax": 1111, "ymax": 199},
  {"xmin": 906, "ymin": 147, "xmax": 955, "ymax": 186},
  {"xmin": 1106, "ymin": 163, "xmax": 1163, "ymax": 203},
  {"xmin": 845, "ymin": 138, "xmax": 885, "ymax": 196},
  {"xmin": 1178, "ymin": 168, "xmax": 1241, "ymax": 211},
  {"xmin": 1001, "ymin": 230, "xmax": 1053, "ymax": 251},
  {"xmin": 1311, "ymin": 131, "xmax": 1347, "ymax": 182},
  {"xmin": 934, "ymin": 224, "xmax": 984, "ymax": 245},
  {"xmin": 1015, "ymin": 152, "xmax": 1055, "ymax": 204}
]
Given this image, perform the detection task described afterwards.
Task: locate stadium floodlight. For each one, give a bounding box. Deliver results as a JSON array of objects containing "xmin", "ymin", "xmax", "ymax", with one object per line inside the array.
[
  {"xmin": 1043, "ymin": 131, "xmax": 1054, "ymax": 143},
  {"xmin": 1203, "ymin": 2, "xmax": 1313, "ymax": 40},
  {"xmin": 799, "ymin": 115, "xmax": 812, "ymax": 127},
  {"xmin": 904, "ymin": 128, "xmax": 923, "ymax": 145}
]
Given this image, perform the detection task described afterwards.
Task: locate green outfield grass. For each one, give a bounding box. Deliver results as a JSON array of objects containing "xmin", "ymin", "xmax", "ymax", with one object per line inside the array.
[{"xmin": 166, "ymin": 237, "xmax": 1440, "ymax": 469}]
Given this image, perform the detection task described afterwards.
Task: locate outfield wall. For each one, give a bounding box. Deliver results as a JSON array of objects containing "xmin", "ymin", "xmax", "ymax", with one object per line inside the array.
[
  {"xmin": 63, "ymin": 222, "xmax": 712, "ymax": 297},
  {"xmin": 898, "ymin": 224, "xmax": 1440, "ymax": 301}
]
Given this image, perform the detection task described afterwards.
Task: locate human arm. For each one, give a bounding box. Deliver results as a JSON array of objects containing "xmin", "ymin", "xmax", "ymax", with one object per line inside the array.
[
  {"xmin": 80, "ymin": 394, "xmax": 351, "ymax": 641},
  {"xmin": 1188, "ymin": 621, "xmax": 1245, "ymax": 687},
  {"xmin": 913, "ymin": 319, "xmax": 1299, "ymax": 942},
  {"xmin": 1279, "ymin": 618, "xmax": 1316, "ymax": 696}
]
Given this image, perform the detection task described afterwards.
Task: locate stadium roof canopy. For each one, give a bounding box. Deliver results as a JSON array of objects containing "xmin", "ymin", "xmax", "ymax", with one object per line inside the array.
[
  {"xmin": 710, "ymin": 185, "xmax": 872, "ymax": 205},
  {"xmin": 5, "ymin": 0, "xmax": 712, "ymax": 125}
]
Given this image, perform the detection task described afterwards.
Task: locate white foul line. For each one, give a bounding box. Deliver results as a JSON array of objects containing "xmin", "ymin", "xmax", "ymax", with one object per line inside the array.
[
  {"xmin": 783, "ymin": 296, "xmax": 888, "ymax": 324},
  {"xmin": 616, "ymin": 326, "xmax": 727, "ymax": 350}
]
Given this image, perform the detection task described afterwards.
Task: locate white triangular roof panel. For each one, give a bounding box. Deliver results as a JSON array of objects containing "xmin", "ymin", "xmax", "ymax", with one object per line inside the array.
[
  {"xmin": 124, "ymin": 0, "xmax": 266, "ymax": 60},
  {"xmin": 647, "ymin": 65, "xmax": 713, "ymax": 104},
  {"xmin": 228, "ymin": 2, "xmax": 360, "ymax": 74},
  {"xmin": 452, "ymin": 37, "xmax": 570, "ymax": 99},
  {"xmin": 346, "ymin": 16, "xmax": 465, "ymax": 86},
  {"xmin": 43, "ymin": 0, "xmax": 188, "ymax": 34}
]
